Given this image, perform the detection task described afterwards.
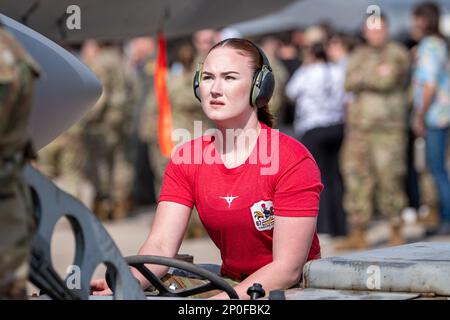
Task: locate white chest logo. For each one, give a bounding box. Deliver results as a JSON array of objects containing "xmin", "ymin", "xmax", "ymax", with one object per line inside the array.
[
  {"xmin": 250, "ymin": 200, "xmax": 275, "ymax": 231},
  {"xmin": 219, "ymin": 195, "xmax": 239, "ymax": 208}
]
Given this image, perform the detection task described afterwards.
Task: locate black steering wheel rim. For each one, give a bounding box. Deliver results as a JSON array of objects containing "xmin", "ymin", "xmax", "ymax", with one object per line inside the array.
[{"xmin": 106, "ymin": 255, "xmax": 239, "ymax": 299}]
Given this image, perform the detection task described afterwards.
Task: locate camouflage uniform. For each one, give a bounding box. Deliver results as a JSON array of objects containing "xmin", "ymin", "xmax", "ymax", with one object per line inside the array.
[
  {"xmin": 82, "ymin": 46, "xmax": 138, "ymax": 220},
  {"xmin": 342, "ymin": 42, "xmax": 410, "ymax": 230},
  {"xmin": 130, "ymin": 56, "xmax": 157, "ymax": 205},
  {"xmin": 171, "ymin": 62, "xmax": 215, "ymax": 238},
  {"xmin": 141, "ymin": 58, "xmax": 213, "ymax": 237},
  {"xmin": 140, "ymin": 89, "xmax": 168, "ymax": 201},
  {"xmin": 266, "ymin": 54, "xmax": 288, "ymax": 128},
  {"xmin": 0, "ymin": 27, "xmax": 40, "ymax": 299},
  {"xmin": 37, "ymin": 123, "xmax": 94, "ymax": 209},
  {"xmin": 141, "ymin": 58, "xmax": 214, "ymax": 197},
  {"xmin": 168, "ymin": 66, "xmax": 214, "ymax": 137}
]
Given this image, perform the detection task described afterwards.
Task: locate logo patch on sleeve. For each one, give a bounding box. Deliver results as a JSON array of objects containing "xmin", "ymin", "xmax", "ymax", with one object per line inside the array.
[{"xmin": 250, "ymin": 200, "xmax": 274, "ymax": 231}]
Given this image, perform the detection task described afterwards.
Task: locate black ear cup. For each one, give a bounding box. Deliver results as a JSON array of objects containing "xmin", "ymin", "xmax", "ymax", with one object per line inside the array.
[
  {"xmin": 250, "ymin": 45, "xmax": 275, "ymax": 108},
  {"xmin": 251, "ymin": 65, "xmax": 275, "ymax": 108}
]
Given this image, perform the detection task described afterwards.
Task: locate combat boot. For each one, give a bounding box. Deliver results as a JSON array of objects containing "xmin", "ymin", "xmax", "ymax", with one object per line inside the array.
[
  {"xmin": 335, "ymin": 225, "xmax": 368, "ymax": 251},
  {"xmin": 418, "ymin": 205, "xmax": 440, "ymax": 229},
  {"xmin": 191, "ymin": 225, "xmax": 207, "ymax": 238},
  {"xmin": 388, "ymin": 223, "xmax": 405, "ymax": 246},
  {"xmin": 186, "ymin": 223, "xmax": 208, "ymax": 239},
  {"xmin": 93, "ymin": 199, "xmax": 112, "ymax": 221},
  {"xmin": 112, "ymin": 199, "xmax": 131, "ymax": 220}
]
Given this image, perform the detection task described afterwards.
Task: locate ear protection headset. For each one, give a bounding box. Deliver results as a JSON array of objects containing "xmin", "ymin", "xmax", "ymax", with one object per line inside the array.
[{"xmin": 193, "ymin": 38, "xmax": 275, "ymax": 108}]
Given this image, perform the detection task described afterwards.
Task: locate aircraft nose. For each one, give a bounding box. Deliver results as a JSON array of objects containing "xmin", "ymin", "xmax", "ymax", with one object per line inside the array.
[
  {"xmin": 29, "ymin": 51, "xmax": 102, "ymax": 150},
  {"xmin": 1, "ymin": 14, "xmax": 102, "ymax": 150}
]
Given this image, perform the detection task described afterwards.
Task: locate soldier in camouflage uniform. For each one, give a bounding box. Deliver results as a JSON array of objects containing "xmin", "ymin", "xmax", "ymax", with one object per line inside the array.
[
  {"xmin": 170, "ymin": 43, "xmax": 214, "ymax": 138},
  {"xmin": 36, "ymin": 45, "xmax": 96, "ymax": 210},
  {"xmin": 139, "ymin": 79, "xmax": 164, "ymax": 202},
  {"xmin": 37, "ymin": 123, "xmax": 94, "ymax": 209},
  {"xmin": 140, "ymin": 40, "xmax": 214, "ymax": 238},
  {"xmin": 127, "ymin": 37, "xmax": 157, "ymax": 206},
  {"xmin": 0, "ymin": 26, "xmax": 40, "ymax": 299},
  {"xmin": 82, "ymin": 42, "xmax": 138, "ymax": 220},
  {"xmin": 259, "ymin": 36, "xmax": 289, "ymax": 128},
  {"xmin": 337, "ymin": 16, "xmax": 410, "ymax": 250},
  {"xmin": 142, "ymin": 41, "xmax": 213, "ymax": 238},
  {"xmin": 171, "ymin": 42, "xmax": 215, "ymax": 239}
]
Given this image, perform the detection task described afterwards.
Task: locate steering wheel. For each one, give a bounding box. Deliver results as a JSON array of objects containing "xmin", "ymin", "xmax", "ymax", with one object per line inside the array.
[{"xmin": 106, "ymin": 255, "xmax": 239, "ymax": 299}]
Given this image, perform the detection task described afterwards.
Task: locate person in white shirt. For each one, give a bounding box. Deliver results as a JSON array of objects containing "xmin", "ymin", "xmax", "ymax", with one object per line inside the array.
[{"xmin": 286, "ymin": 41, "xmax": 346, "ymax": 236}]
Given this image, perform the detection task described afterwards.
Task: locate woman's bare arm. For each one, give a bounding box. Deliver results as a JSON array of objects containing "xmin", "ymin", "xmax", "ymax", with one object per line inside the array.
[
  {"xmin": 212, "ymin": 215, "xmax": 317, "ymax": 300},
  {"xmin": 91, "ymin": 201, "xmax": 192, "ymax": 294},
  {"xmin": 131, "ymin": 201, "xmax": 192, "ymax": 288}
]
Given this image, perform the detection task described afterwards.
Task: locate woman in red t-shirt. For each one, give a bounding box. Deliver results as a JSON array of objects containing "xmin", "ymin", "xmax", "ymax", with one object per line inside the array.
[{"xmin": 92, "ymin": 38, "xmax": 323, "ymax": 299}]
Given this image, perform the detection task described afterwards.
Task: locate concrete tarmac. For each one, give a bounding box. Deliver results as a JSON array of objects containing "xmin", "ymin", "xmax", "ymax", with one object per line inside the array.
[{"xmin": 28, "ymin": 205, "xmax": 450, "ymax": 296}]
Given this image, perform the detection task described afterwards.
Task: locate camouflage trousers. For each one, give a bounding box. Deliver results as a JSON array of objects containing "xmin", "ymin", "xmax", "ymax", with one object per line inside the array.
[
  {"xmin": 0, "ymin": 174, "xmax": 34, "ymax": 299},
  {"xmin": 38, "ymin": 133, "xmax": 94, "ymax": 209},
  {"xmin": 84, "ymin": 132, "xmax": 134, "ymax": 204},
  {"xmin": 148, "ymin": 139, "xmax": 206, "ymax": 237},
  {"xmin": 341, "ymin": 128, "xmax": 407, "ymax": 227},
  {"xmin": 147, "ymin": 138, "xmax": 169, "ymax": 200}
]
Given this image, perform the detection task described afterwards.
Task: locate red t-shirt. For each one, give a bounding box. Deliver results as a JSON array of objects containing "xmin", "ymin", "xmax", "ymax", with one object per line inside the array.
[{"xmin": 159, "ymin": 122, "xmax": 323, "ymax": 280}]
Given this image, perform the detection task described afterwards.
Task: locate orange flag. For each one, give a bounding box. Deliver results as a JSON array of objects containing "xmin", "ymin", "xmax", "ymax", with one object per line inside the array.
[{"xmin": 154, "ymin": 31, "xmax": 174, "ymax": 157}]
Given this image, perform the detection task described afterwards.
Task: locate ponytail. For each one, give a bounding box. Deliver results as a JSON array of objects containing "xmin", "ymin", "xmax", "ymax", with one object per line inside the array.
[{"xmin": 257, "ymin": 105, "xmax": 274, "ymax": 128}]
